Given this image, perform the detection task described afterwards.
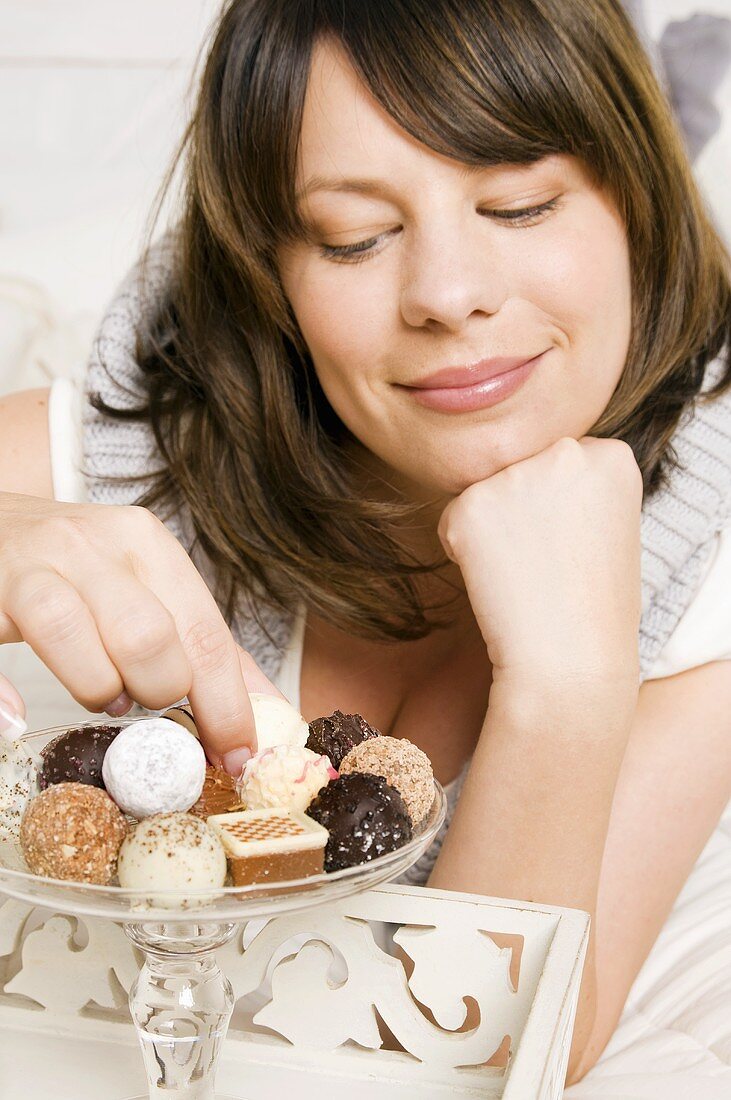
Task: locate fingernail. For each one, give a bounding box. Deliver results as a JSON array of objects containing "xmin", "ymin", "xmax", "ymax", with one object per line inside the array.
[
  {"xmin": 0, "ymin": 700, "xmax": 28, "ymax": 743},
  {"xmin": 221, "ymin": 746, "xmax": 253, "ymax": 778},
  {"xmin": 104, "ymin": 691, "xmax": 133, "ymax": 717}
]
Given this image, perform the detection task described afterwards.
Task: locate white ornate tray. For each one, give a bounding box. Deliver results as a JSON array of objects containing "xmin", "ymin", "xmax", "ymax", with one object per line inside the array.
[
  {"xmin": 0, "ymin": 722, "xmax": 589, "ymax": 1099},
  {"xmin": 0, "ymin": 885, "xmax": 589, "ymax": 1098}
]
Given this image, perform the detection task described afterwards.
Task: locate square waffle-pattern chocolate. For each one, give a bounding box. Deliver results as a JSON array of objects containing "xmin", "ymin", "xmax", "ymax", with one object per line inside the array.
[{"xmin": 207, "ymin": 807, "xmax": 327, "ymax": 857}]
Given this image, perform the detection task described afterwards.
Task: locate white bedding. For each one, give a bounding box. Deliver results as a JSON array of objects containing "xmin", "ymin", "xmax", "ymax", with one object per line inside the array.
[{"xmin": 565, "ymin": 797, "xmax": 731, "ymax": 1098}]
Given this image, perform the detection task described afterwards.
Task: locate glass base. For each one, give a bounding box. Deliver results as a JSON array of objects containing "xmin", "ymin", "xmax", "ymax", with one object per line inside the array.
[{"xmin": 123, "ymin": 1095, "xmax": 242, "ymax": 1099}]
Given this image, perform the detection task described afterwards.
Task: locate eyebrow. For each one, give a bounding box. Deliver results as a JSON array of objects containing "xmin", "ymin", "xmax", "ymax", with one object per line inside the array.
[
  {"xmin": 295, "ymin": 164, "xmax": 489, "ymax": 203},
  {"xmin": 295, "ymin": 175, "xmax": 400, "ymax": 202}
]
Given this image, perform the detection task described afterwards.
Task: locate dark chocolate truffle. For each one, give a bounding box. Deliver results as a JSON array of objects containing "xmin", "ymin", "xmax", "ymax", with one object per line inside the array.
[
  {"xmin": 306, "ymin": 710, "xmax": 381, "ymax": 770},
  {"xmin": 305, "ymin": 772, "xmax": 412, "ymax": 872},
  {"xmin": 39, "ymin": 725, "xmax": 120, "ymax": 791}
]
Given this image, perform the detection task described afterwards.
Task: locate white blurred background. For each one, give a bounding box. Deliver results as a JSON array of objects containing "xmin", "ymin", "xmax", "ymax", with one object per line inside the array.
[{"xmin": 0, "ymin": 0, "xmax": 729, "ymax": 731}]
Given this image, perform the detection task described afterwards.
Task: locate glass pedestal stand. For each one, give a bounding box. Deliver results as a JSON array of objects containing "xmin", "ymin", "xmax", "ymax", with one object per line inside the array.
[
  {"xmin": 0, "ymin": 720, "xmax": 447, "ymax": 1100},
  {"xmin": 123, "ymin": 921, "xmax": 239, "ymax": 1100}
]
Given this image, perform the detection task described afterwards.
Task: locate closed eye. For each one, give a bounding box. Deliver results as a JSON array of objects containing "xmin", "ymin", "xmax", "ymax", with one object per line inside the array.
[{"xmin": 318, "ymin": 197, "xmax": 562, "ymax": 264}]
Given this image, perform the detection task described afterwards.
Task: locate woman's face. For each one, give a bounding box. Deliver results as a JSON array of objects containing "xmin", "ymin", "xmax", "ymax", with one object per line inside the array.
[{"xmin": 277, "ymin": 39, "xmax": 632, "ymax": 500}]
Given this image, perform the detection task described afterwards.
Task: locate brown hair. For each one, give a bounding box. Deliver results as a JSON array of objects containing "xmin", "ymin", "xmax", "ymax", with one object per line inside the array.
[{"xmin": 90, "ymin": 0, "xmax": 731, "ymax": 643}]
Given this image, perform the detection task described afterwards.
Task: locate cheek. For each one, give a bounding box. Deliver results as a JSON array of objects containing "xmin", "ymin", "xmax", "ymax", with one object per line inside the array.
[
  {"xmin": 525, "ymin": 204, "xmax": 632, "ymax": 351},
  {"xmin": 283, "ymin": 261, "xmax": 391, "ymax": 419},
  {"xmin": 288, "ymin": 264, "xmax": 382, "ymax": 357}
]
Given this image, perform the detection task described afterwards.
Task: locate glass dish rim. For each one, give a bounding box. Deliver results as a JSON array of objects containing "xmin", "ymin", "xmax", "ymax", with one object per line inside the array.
[{"xmin": 1, "ymin": 718, "xmax": 447, "ymax": 900}]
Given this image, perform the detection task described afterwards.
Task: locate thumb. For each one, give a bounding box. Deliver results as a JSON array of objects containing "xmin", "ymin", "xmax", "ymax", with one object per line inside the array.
[{"xmin": 0, "ymin": 674, "xmax": 28, "ymax": 743}]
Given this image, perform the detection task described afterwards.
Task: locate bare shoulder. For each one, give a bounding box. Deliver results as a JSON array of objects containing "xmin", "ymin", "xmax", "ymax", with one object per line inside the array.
[{"xmin": 0, "ymin": 386, "xmax": 54, "ymax": 498}]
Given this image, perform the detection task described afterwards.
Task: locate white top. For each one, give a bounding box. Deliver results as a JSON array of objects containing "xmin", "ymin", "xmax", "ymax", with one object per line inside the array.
[{"xmin": 49, "ymin": 375, "xmax": 731, "ymax": 698}]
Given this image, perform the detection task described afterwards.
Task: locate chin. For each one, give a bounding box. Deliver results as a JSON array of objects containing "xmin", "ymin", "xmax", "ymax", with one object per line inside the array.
[{"xmin": 401, "ymin": 460, "xmax": 504, "ymax": 501}]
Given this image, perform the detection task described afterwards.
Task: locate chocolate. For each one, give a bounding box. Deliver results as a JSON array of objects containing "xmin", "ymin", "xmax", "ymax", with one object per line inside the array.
[
  {"xmin": 306, "ymin": 710, "xmax": 381, "ymax": 769},
  {"xmin": 39, "ymin": 725, "xmax": 120, "ymax": 791},
  {"xmin": 339, "ymin": 735, "xmax": 434, "ymax": 826},
  {"xmin": 20, "ymin": 782, "xmax": 127, "ymax": 884},
  {"xmin": 117, "ymin": 812, "xmax": 227, "ymax": 907},
  {"xmin": 207, "ymin": 807, "xmax": 328, "ymax": 886},
  {"xmin": 240, "ymin": 745, "xmax": 337, "ymax": 813},
  {"xmin": 189, "ymin": 766, "xmax": 243, "ymax": 818},
  {"xmin": 305, "ymin": 772, "xmax": 412, "ymax": 872},
  {"xmin": 160, "ymin": 705, "xmax": 200, "ymax": 739},
  {"xmin": 101, "ymin": 718, "xmax": 206, "ymax": 819}
]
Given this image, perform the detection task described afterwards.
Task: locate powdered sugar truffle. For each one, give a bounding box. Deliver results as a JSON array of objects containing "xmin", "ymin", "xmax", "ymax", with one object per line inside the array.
[
  {"xmin": 240, "ymin": 744, "xmax": 337, "ymax": 813},
  {"xmin": 101, "ymin": 718, "xmax": 206, "ymax": 819}
]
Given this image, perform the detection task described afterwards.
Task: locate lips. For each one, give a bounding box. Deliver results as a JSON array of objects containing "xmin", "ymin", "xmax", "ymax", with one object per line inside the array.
[
  {"xmin": 404, "ymin": 354, "xmax": 545, "ymax": 390},
  {"xmin": 398, "ymin": 351, "xmax": 546, "ymax": 413}
]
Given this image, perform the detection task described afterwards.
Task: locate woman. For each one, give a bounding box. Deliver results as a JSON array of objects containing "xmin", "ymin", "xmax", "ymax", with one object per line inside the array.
[{"xmin": 0, "ymin": 0, "xmax": 730, "ymax": 1085}]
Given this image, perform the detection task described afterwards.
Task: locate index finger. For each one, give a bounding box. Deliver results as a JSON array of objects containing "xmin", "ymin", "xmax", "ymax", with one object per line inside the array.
[{"xmin": 130, "ymin": 518, "xmax": 258, "ymax": 766}]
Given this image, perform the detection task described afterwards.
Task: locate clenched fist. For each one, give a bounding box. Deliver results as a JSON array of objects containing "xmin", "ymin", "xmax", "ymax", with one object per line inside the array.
[{"xmin": 438, "ymin": 436, "xmax": 643, "ymax": 695}]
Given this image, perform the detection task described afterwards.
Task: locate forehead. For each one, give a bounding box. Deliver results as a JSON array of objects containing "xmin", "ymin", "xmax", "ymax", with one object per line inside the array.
[
  {"xmin": 296, "ymin": 39, "xmax": 583, "ymax": 201},
  {"xmin": 297, "ymin": 38, "xmax": 445, "ymax": 185}
]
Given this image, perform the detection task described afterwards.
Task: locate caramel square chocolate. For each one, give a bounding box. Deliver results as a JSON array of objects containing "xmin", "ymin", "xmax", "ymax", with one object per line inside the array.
[{"xmin": 206, "ymin": 808, "xmax": 328, "ymax": 886}]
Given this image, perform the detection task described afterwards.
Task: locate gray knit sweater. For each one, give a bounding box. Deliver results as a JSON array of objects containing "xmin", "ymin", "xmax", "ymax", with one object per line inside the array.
[{"xmin": 81, "ymin": 240, "xmax": 731, "ymax": 883}]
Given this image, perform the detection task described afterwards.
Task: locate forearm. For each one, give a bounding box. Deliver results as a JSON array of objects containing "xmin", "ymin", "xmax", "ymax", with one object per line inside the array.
[{"xmin": 427, "ymin": 675, "xmax": 636, "ymax": 1080}]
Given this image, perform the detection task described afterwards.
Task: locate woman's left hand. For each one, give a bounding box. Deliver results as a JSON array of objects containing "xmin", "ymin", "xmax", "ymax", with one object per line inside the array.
[{"xmin": 437, "ymin": 436, "xmax": 643, "ymax": 696}]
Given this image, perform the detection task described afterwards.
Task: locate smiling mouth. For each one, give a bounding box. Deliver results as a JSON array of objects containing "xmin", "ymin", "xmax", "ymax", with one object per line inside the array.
[
  {"xmin": 400, "ymin": 352, "xmax": 547, "ymax": 391},
  {"xmin": 394, "ymin": 351, "xmax": 547, "ymax": 412}
]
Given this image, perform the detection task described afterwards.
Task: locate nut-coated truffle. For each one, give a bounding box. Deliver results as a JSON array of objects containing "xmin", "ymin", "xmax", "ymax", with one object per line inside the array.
[
  {"xmin": 20, "ymin": 782, "xmax": 127, "ymax": 884},
  {"xmin": 339, "ymin": 736, "xmax": 434, "ymax": 826}
]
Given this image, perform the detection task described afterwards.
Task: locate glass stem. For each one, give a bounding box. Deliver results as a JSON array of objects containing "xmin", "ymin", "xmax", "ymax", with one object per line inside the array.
[{"xmin": 125, "ymin": 922, "xmax": 237, "ymax": 1100}]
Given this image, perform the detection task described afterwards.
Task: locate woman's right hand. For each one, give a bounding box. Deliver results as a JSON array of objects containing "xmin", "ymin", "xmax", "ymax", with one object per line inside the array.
[{"xmin": 0, "ymin": 491, "xmax": 280, "ymax": 773}]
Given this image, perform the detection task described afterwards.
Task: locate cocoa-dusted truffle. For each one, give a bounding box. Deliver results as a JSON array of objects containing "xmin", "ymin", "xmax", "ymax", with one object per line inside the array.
[
  {"xmin": 189, "ymin": 766, "xmax": 243, "ymax": 819},
  {"xmin": 306, "ymin": 710, "xmax": 381, "ymax": 770},
  {"xmin": 20, "ymin": 782, "xmax": 127, "ymax": 884},
  {"xmin": 305, "ymin": 772, "xmax": 412, "ymax": 872},
  {"xmin": 117, "ymin": 812, "xmax": 227, "ymax": 908},
  {"xmin": 339, "ymin": 736, "xmax": 434, "ymax": 827},
  {"xmin": 39, "ymin": 724, "xmax": 120, "ymax": 791}
]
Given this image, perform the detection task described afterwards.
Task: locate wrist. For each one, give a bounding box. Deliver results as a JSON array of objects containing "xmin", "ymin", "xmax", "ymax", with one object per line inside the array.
[{"xmin": 486, "ymin": 666, "xmax": 638, "ymax": 744}]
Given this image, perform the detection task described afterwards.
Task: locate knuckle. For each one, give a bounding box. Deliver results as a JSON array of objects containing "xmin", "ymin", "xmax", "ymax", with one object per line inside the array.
[
  {"xmin": 607, "ymin": 439, "xmax": 643, "ymax": 486},
  {"xmin": 45, "ymin": 512, "xmax": 95, "ymax": 555},
  {"xmin": 438, "ymin": 504, "xmax": 467, "ymax": 559},
  {"xmin": 124, "ymin": 504, "xmax": 164, "ymax": 538},
  {"xmin": 183, "ymin": 618, "xmax": 234, "ymax": 673},
  {"xmin": 113, "ymin": 610, "xmax": 177, "ymax": 664},
  {"xmin": 30, "ymin": 583, "xmax": 85, "ymax": 644},
  {"xmin": 553, "ymin": 436, "xmax": 582, "ymax": 460}
]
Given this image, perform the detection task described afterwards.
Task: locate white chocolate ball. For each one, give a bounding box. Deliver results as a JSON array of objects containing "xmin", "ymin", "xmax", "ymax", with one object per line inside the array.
[
  {"xmin": 0, "ymin": 740, "xmax": 40, "ymax": 837},
  {"xmin": 240, "ymin": 744, "xmax": 337, "ymax": 812},
  {"xmin": 101, "ymin": 718, "xmax": 205, "ymax": 819},
  {"xmin": 117, "ymin": 812, "xmax": 226, "ymax": 908},
  {"xmin": 248, "ymin": 693, "xmax": 309, "ymax": 752}
]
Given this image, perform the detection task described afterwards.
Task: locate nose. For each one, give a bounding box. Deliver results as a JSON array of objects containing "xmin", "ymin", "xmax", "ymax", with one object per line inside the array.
[{"xmin": 399, "ymin": 216, "xmax": 507, "ymax": 330}]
